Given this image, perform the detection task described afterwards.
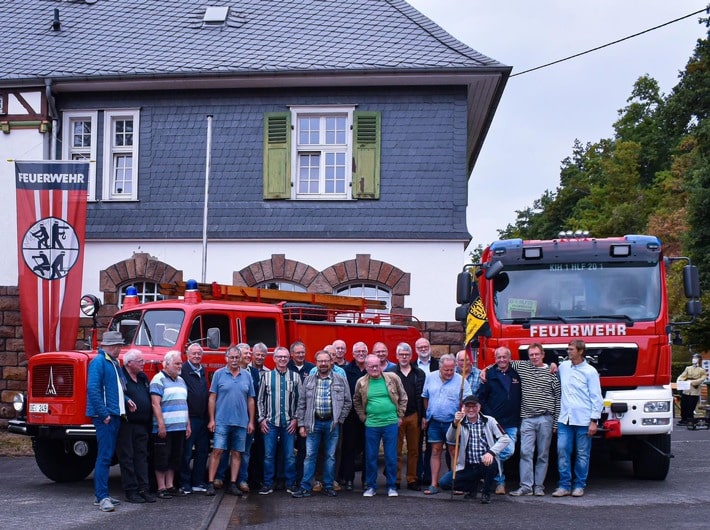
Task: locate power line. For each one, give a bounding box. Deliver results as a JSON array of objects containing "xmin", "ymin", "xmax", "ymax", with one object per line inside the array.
[{"xmin": 511, "ymin": 7, "xmax": 708, "ymax": 77}]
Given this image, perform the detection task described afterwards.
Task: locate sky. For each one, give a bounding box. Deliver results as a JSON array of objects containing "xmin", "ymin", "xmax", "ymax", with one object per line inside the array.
[{"xmin": 407, "ymin": 0, "xmax": 709, "ymax": 256}]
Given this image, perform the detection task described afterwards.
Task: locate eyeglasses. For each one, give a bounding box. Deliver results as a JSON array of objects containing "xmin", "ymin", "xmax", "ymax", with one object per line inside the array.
[
  {"xmin": 416, "ymin": 346, "xmax": 430, "ymax": 351},
  {"xmin": 373, "ymin": 350, "xmax": 387, "ymax": 354},
  {"xmin": 227, "ymin": 356, "xmax": 240, "ymax": 360},
  {"xmin": 129, "ymin": 359, "xmax": 145, "ymax": 364},
  {"xmin": 353, "ymin": 349, "xmax": 367, "ymax": 354}
]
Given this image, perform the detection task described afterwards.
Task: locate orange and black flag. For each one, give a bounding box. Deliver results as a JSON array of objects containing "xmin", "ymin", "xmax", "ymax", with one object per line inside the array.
[{"xmin": 464, "ymin": 293, "xmax": 487, "ymax": 346}]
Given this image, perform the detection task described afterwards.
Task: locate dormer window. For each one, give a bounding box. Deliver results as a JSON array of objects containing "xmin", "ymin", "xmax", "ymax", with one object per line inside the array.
[{"xmin": 203, "ymin": 6, "xmax": 229, "ymax": 26}]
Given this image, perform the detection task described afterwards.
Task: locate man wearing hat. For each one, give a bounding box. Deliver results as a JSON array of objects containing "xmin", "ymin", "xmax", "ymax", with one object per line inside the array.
[
  {"xmin": 87, "ymin": 330, "xmax": 134, "ymax": 512},
  {"xmin": 445, "ymin": 394, "xmax": 511, "ymax": 504}
]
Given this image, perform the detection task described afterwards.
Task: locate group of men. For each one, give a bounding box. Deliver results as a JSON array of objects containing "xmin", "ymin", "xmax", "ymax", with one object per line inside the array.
[{"xmin": 86, "ymin": 332, "xmax": 602, "ymax": 512}]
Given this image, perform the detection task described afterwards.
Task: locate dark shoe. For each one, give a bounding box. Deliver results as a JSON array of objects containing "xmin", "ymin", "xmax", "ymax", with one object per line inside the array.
[
  {"xmin": 344, "ymin": 481, "xmax": 354, "ymax": 491},
  {"xmin": 125, "ymin": 492, "xmax": 146, "ymax": 504},
  {"xmin": 176, "ymin": 487, "xmax": 190, "ymax": 496},
  {"xmin": 166, "ymin": 486, "xmax": 180, "ymax": 496},
  {"xmin": 323, "ymin": 488, "xmax": 337, "ymax": 497},
  {"xmin": 407, "ymin": 482, "xmax": 421, "ymax": 491},
  {"xmin": 157, "ymin": 489, "xmax": 173, "ymax": 499},
  {"xmin": 138, "ymin": 490, "xmax": 156, "ymax": 503},
  {"xmin": 258, "ymin": 486, "xmax": 273, "ymax": 495},
  {"xmin": 213, "ymin": 479, "xmax": 223, "ymax": 489},
  {"xmin": 480, "ymin": 493, "xmax": 491, "ymax": 504},
  {"xmin": 205, "ymin": 483, "xmax": 216, "ymax": 497},
  {"xmin": 286, "ymin": 484, "xmax": 298, "ymax": 494},
  {"xmin": 228, "ymin": 483, "xmax": 243, "ymax": 496},
  {"xmin": 464, "ymin": 491, "xmax": 477, "ymax": 500},
  {"xmin": 291, "ymin": 488, "xmax": 312, "ymax": 498},
  {"xmin": 394, "ymin": 482, "xmax": 400, "ymax": 490}
]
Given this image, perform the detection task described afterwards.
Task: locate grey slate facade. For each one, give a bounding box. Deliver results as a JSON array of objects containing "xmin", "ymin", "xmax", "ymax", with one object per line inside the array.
[{"xmin": 1, "ymin": 0, "xmax": 510, "ymax": 244}]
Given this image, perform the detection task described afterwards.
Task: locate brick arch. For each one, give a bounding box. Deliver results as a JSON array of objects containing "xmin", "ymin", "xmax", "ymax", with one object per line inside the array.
[
  {"xmin": 99, "ymin": 252, "xmax": 182, "ymax": 316},
  {"xmin": 233, "ymin": 254, "xmax": 320, "ymax": 289}
]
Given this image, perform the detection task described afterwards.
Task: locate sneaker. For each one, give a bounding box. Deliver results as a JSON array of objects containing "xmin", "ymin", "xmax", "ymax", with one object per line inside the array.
[
  {"xmin": 205, "ymin": 483, "xmax": 216, "ymax": 496},
  {"xmin": 213, "ymin": 479, "xmax": 223, "ymax": 490},
  {"xmin": 551, "ymin": 488, "xmax": 571, "ymax": 497},
  {"xmin": 192, "ymin": 484, "xmax": 207, "ymax": 493},
  {"xmin": 571, "ymin": 488, "xmax": 585, "ymax": 497},
  {"xmin": 387, "ymin": 488, "xmax": 398, "ymax": 497},
  {"xmin": 323, "ymin": 488, "xmax": 338, "ymax": 497},
  {"xmin": 125, "ymin": 492, "xmax": 146, "ymax": 504},
  {"xmin": 362, "ymin": 488, "xmax": 376, "ymax": 497},
  {"xmin": 344, "ymin": 481, "xmax": 354, "ymax": 491},
  {"xmin": 98, "ymin": 497, "xmax": 115, "ymax": 512},
  {"xmin": 495, "ymin": 483, "xmax": 506, "ymax": 495},
  {"xmin": 533, "ymin": 486, "xmax": 545, "ymax": 497},
  {"xmin": 480, "ymin": 493, "xmax": 491, "ymax": 504},
  {"xmin": 166, "ymin": 486, "xmax": 180, "ymax": 496},
  {"xmin": 286, "ymin": 484, "xmax": 298, "ymax": 494},
  {"xmin": 259, "ymin": 486, "xmax": 273, "ymax": 495},
  {"xmin": 291, "ymin": 488, "xmax": 312, "ymax": 498},
  {"xmin": 333, "ymin": 481, "xmax": 342, "ymax": 492},
  {"xmin": 94, "ymin": 496, "xmax": 121, "ymax": 506},
  {"xmin": 138, "ymin": 490, "xmax": 156, "ymax": 503},
  {"xmin": 177, "ymin": 487, "xmax": 191, "ymax": 496},
  {"xmin": 237, "ymin": 481, "xmax": 250, "ymax": 493},
  {"xmin": 509, "ymin": 487, "xmax": 533, "ymax": 496},
  {"xmin": 312, "ymin": 481, "xmax": 323, "ymax": 492},
  {"xmin": 228, "ymin": 483, "xmax": 243, "ymax": 496}
]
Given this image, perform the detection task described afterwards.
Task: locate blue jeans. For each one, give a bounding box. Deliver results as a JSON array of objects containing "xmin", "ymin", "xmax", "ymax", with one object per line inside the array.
[
  {"xmin": 519, "ymin": 415, "xmax": 554, "ymax": 490},
  {"xmin": 365, "ymin": 423, "xmax": 399, "ymax": 491},
  {"xmin": 237, "ymin": 433, "xmax": 254, "ymax": 484},
  {"xmin": 301, "ymin": 420, "xmax": 340, "ymax": 491},
  {"xmin": 93, "ymin": 416, "xmax": 121, "ymax": 500},
  {"xmin": 263, "ymin": 422, "xmax": 296, "ymax": 488},
  {"xmin": 557, "ymin": 422, "xmax": 592, "ymax": 490},
  {"xmin": 181, "ymin": 416, "xmax": 210, "ymax": 489},
  {"xmin": 495, "ymin": 426, "xmax": 518, "ymax": 486}
]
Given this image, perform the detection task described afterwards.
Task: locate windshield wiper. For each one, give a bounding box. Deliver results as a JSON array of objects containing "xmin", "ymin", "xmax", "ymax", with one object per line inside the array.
[
  {"xmin": 514, "ymin": 316, "xmax": 568, "ymax": 327},
  {"xmin": 574, "ymin": 314, "xmax": 634, "ymax": 325}
]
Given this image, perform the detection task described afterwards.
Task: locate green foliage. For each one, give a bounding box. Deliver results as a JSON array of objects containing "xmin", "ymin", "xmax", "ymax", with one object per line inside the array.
[{"xmin": 499, "ymin": 27, "xmax": 710, "ymax": 351}]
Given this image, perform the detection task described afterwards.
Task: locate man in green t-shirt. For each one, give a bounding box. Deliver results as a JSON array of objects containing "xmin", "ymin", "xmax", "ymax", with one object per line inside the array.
[{"xmin": 353, "ymin": 354, "xmax": 408, "ymax": 498}]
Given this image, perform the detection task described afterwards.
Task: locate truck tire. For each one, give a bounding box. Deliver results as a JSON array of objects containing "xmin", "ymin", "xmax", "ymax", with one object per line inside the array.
[
  {"xmin": 33, "ymin": 438, "xmax": 97, "ymax": 482},
  {"xmin": 632, "ymin": 434, "xmax": 671, "ymax": 480}
]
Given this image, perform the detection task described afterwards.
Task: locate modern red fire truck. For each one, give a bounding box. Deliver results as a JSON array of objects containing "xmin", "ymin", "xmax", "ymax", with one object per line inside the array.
[
  {"xmin": 10, "ymin": 280, "xmax": 421, "ymax": 482},
  {"xmin": 456, "ymin": 233, "xmax": 702, "ymax": 480}
]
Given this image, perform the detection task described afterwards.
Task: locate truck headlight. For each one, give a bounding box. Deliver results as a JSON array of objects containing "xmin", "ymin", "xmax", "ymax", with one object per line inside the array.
[
  {"xmin": 12, "ymin": 393, "xmax": 25, "ymax": 413},
  {"xmin": 644, "ymin": 401, "xmax": 670, "ymax": 413}
]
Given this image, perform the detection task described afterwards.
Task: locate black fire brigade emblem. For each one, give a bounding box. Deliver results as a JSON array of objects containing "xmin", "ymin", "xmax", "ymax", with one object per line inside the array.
[{"xmin": 22, "ymin": 217, "xmax": 80, "ymax": 280}]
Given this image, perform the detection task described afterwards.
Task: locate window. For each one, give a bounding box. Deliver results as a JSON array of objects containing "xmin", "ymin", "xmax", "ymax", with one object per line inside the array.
[
  {"xmin": 103, "ymin": 109, "xmax": 140, "ymax": 201},
  {"xmin": 257, "ymin": 281, "xmax": 307, "ymax": 292},
  {"xmin": 263, "ymin": 108, "xmax": 380, "ymax": 200},
  {"xmin": 118, "ymin": 281, "xmax": 160, "ymax": 308},
  {"xmin": 62, "ymin": 111, "xmax": 98, "ymax": 200},
  {"xmin": 245, "ymin": 317, "xmax": 278, "ymax": 347},
  {"xmin": 189, "ymin": 314, "xmax": 232, "ymax": 348},
  {"xmin": 336, "ymin": 283, "xmax": 391, "ymax": 311}
]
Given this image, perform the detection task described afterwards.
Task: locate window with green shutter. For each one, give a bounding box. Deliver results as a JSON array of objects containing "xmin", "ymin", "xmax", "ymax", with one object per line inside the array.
[{"xmin": 262, "ymin": 107, "xmax": 380, "ymax": 200}]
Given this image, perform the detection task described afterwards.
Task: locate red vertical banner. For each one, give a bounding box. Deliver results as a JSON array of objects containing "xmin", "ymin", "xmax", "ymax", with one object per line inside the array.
[{"xmin": 15, "ymin": 161, "xmax": 89, "ymax": 357}]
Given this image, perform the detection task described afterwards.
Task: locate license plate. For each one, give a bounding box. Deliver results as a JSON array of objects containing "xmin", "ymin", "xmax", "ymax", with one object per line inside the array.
[{"xmin": 29, "ymin": 403, "xmax": 49, "ymax": 413}]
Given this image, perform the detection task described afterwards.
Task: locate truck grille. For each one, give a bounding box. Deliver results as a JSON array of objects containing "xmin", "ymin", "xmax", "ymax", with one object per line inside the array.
[
  {"xmin": 521, "ymin": 345, "xmax": 638, "ymax": 377},
  {"xmin": 31, "ymin": 364, "xmax": 74, "ymax": 398}
]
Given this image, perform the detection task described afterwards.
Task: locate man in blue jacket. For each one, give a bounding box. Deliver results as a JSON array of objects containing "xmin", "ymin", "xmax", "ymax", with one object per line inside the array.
[
  {"xmin": 477, "ymin": 347, "xmax": 521, "ymax": 495},
  {"xmin": 86, "ymin": 331, "xmax": 133, "ymax": 512}
]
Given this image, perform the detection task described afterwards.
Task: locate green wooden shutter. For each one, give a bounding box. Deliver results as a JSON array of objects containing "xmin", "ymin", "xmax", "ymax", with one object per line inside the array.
[
  {"xmin": 352, "ymin": 110, "xmax": 381, "ymax": 199},
  {"xmin": 263, "ymin": 112, "xmax": 291, "ymax": 199}
]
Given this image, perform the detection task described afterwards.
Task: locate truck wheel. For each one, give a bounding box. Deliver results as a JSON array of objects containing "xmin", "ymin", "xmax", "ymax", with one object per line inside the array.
[
  {"xmin": 33, "ymin": 438, "xmax": 97, "ymax": 482},
  {"xmin": 632, "ymin": 434, "xmax": 670, "ymax": 480}
]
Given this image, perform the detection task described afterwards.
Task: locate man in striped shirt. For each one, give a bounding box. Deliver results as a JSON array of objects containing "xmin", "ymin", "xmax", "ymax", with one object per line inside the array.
[
  {"xmin": 507, "ymin": 343, "xmax": 560, "ymax": 497},
  {"xmin": 257, "ymin": 346, "xmax": 301, "ymax": 495}
]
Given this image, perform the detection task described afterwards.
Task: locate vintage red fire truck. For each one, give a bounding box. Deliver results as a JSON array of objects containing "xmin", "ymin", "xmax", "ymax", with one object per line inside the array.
[
  {"xmin": 456, "ymin": 233, "xmax": 702, "ymax": 480},
  {"xmin": 9, "ymin": 280, "xmax": 422, "ymax": 482}
]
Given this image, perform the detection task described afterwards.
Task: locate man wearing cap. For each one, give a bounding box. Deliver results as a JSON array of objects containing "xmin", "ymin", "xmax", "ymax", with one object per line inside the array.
[
  {"xmin": 87, "ymin": 330, "xmax": 134, "ymax": 512},
  {"xmin": 446, "ymin": 395, "xmax": 511, "ymax": 505}
]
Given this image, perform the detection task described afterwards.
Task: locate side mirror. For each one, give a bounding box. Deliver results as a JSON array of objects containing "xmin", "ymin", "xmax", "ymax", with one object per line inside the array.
[
  {"xmin": 484, "ymin": 260, "xmax": 504, "ymax": 280},
  {"xmin": 456, "ymin": 272, "xmax": 472, "ymax": 304},
  {"xmin": 686, "ymin": 299, "xmax": 703, "ymax": 317},
  {"xmin": 455, "ymin": 303, "xmax": 469, "ymax": 324},
  {"xmin": 683, "ymin": 265, "xmax": 700, "ymax": 299},
  {"xmin": 206, "ymin": 328, "xmax": 221, "ymax": 350}
]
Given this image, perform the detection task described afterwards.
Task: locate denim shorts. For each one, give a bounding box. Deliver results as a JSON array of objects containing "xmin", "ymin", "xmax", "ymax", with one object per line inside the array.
[
  {"xmin": 213, "ymin": 424, "xmax": 247, "ymax": 452},
  {"xmin": 427, "ymin": 419, "xmax": 451, "ymax": 444}
]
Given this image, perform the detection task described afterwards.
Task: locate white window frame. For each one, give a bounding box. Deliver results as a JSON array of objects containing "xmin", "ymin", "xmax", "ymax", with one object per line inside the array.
[
  {"xmin": 118, "ymin": 281, "xmax": 160, "ymax": 308},
  {"xmin": 102, "ymin": 109, "xmax": 140, "ymax": 201},
  {"xmin": 290, "ymin": 105, "xmax": 354, "ymax": 200},
  {"xmin": 335, "ymin": 283, "xmax": 391, "ymax": 312},
  {"xmin": 61, "ymin": 111, "xmax": 98, "ymax": 201}
]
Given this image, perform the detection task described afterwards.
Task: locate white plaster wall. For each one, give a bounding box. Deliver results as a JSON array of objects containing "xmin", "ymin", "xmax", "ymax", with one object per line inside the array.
[
  {"xmin": 0, "ymin": 128, "xmax": 47, "ymax": 285},
  {"xmin": 83, "ymin": 240, "xmax": 465, "ymax": 322}
]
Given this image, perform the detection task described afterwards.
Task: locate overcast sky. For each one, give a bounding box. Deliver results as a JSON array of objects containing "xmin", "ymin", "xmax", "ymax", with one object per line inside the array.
[{"xmin": 407, "ymin": 0, "xmax": 708, "ymax": 255}]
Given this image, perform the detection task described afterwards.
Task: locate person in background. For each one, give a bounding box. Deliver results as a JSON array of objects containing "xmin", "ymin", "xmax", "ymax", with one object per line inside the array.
[
  {"xmin": 117, "ymin": 348, "xmax": 155, "ymax": 503},
  {"xmin": 677, "ymin": 353, "xmax": 707, "ymax": 425}
]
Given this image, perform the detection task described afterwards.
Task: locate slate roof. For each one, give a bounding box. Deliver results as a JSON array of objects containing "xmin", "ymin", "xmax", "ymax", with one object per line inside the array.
[{"xmin": 1, "ymin": 0, "xmax": 506, "ymax": 82}]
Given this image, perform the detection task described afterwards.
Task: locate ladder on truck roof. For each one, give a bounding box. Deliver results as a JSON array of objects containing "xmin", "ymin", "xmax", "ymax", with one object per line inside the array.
[{"xmin": 159, "ymin": 281, "xmax": 387, "ymax": 311}]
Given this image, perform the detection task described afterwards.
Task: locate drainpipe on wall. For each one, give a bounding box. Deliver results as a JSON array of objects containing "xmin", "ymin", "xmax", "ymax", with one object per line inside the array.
[
  {"xmin": 45, "ymin": 79, "xmax": 58, "ymax": 160},
  {"xmin": 202, "ymin": 115, "xmax": 213, "ymax": 283}
]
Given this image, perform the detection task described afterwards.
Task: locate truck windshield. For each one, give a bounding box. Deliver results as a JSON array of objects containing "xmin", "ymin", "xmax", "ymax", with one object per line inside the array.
[
  {"xmin": 111, "ymin": 309, "xmax": 185, "ymax": 347},
  {"xmin": 492, "ymin": 262, "xmax": 661, "ymax": 323}
]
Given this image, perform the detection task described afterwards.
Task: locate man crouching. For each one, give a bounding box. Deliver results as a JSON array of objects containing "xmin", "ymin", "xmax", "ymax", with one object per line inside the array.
[{"xmin": 446, "ymin": 395, "xmax": 510, "ymax": 504}]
